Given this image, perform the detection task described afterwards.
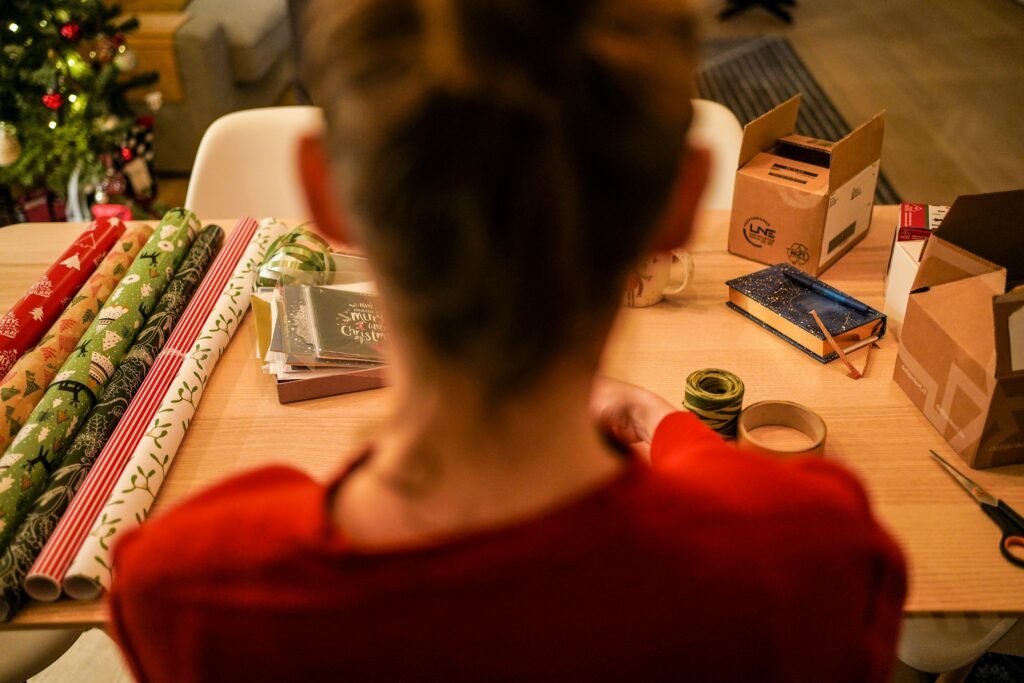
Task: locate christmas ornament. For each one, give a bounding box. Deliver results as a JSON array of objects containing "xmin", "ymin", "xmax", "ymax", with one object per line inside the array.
[
  {"xmin": 95, "ymin": 154, "xmax": 128, "ymax": 204},
  {"xmin": 94, "ymin": 34, "xmax": 115, "ymax": 63},
  {"xmin": 0, "ymin": 122, "xmax": 21, "ymax": 167},
  {"xmin": 122, "ymin": 118, "xmax": 156, "ymax": 201},
  {"xmin": 42, "ymin": 93, "xmax": 63, "ymax": 110},
  {"xmin": 113, "ymin": 47, "xmax": 137, "ymax": 72},
  {"xmin": 60, "ymin": 23, "xmax": 80, "ymax": 41}
]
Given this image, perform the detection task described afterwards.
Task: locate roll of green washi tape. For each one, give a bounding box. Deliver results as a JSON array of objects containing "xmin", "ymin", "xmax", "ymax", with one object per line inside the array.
[{"xmin": 683, "ymin": 368, "xmax": 745, "ymax": 438}]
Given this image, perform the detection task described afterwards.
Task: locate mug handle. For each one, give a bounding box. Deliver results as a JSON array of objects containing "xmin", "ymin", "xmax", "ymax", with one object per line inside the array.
[{"xmin": 661, "ymin": 250, "xmax": 694, "ymax": 296}]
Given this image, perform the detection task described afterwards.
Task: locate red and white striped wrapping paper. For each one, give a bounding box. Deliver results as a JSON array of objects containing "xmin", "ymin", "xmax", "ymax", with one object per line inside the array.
[
  {"xmin": 0, "ymin": 218, "xmax": 126, "ymax": 377},
  {"xmin": 24, "ymin": 217, "xmax": 272, "ymax": 600}
]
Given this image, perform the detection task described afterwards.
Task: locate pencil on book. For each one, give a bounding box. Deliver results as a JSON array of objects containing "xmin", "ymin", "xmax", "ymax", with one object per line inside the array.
[{"xmin": 783, "ymin": 269, "xmax": 872, "ymax": 315}]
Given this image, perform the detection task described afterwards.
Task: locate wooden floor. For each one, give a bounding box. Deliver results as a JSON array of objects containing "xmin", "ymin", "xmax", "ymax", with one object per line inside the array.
[
  {"xmin": 23, "ymin": 1, "xmax": 1024, "ymax": 681},
  {"xmin": 699, "ymin": 0, "xmax": 1024, "ymax": 204}
]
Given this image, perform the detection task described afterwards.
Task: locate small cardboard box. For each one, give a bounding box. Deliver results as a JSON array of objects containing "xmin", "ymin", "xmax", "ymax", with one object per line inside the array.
[
  {"xmin": 893, "ymin": 190, "xmax": 1024, "ymax": 469},
  {"xmin": 728, "ymin": 95, "xmax": 885, "ymax": 276},
  {"xmin": 883, "ymin": 204, "xmax": 949, "ymax": 339}
]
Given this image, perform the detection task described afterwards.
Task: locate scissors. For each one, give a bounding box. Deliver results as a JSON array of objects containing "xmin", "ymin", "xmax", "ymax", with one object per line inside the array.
[{"xmin": 929, "ymin": 450, "xmax": 1024, "ymax": 568}]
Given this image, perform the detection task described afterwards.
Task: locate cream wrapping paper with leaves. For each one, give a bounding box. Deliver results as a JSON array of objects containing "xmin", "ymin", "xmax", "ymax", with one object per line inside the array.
[{"xmin": 61, "ymin": 218, "xmax": 287, "ymax": 599}]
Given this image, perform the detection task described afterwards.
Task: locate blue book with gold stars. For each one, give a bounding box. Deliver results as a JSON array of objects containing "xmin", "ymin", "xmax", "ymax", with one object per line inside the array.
[{"xmin": 726, "ymin": 263, "xmax": 886, "ymax": 363}]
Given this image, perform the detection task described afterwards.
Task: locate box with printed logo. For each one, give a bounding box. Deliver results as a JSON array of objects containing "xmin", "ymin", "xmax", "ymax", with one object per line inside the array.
[{"xmin": 727, "ymin": 95, "xmax": 885, "ymax": 276}]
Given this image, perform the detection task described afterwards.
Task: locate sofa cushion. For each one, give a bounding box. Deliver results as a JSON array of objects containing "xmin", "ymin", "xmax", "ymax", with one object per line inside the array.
[{"xmin": 186, "ymin": 0, "xmax": 290, "ymax": 83}]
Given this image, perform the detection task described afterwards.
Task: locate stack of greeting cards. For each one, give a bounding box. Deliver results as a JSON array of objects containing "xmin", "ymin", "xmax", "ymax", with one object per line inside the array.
[{"xmin": 255, "ymin": 281, "xmax": 388, "ymax": 403}]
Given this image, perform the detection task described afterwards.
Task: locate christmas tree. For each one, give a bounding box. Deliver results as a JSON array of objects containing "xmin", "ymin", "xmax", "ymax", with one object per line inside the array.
[{"xmin": 0, "ymin": 1, "xmax": 157, "ymax": 200}]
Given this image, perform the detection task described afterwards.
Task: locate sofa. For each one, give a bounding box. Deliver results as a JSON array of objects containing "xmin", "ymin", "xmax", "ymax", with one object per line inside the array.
[{"xmin": 152, "ymin": 0, "xmax": 294, "ymax": 173}]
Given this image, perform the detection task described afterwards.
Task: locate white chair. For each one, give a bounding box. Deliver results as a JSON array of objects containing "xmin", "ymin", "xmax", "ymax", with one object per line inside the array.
[
  {"xmin": 0, "ymin": 629, "xmax": 82, "ymax": 683},
  {"xmin": 899, "ymin": 615, "xmax": 1023, "ymax": 675},
  {"xmin": 184, "ymin": 106, "xmax": 325, "ymax": 220},
  {"xmin": 688, "ymin": 99, "xmax": 744, "ymax": 212}
]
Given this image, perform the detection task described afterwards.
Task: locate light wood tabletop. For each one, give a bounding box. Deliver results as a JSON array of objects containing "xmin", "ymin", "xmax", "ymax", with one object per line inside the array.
[{"xmin": 1, "ymin": 206, "xmax": 1023, "ymax": 630}]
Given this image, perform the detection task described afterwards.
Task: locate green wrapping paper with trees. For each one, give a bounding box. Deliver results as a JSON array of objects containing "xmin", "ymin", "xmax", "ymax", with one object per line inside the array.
[
  {"xmin": 0, "ymin": 209, "xmax": 199, "ymax": 550},
  {"xmin": 0, "ymin": 224, "xmax": 153, "ymax": 453},
  {"xmin": 0, "ymin": 224, "xmax": 222, "ymax": 620}
]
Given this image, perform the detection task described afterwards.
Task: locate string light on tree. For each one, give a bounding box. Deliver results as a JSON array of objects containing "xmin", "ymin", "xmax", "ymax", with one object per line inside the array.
[{"xmin": 113, "ymin": 46, "xmax": 138, "ymax": 72}]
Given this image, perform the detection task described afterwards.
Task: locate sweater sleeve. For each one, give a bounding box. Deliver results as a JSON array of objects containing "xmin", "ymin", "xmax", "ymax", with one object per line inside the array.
[
  {"xmin": 649, "ymin": 411, "xmax": 727, "ymax": 469},
  {"xmin": 647, "ymin": 410, "xmax": 907, "ymax": 683}
]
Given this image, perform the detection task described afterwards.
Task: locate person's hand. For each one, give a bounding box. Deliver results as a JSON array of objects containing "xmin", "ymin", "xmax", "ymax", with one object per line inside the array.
[{"xmin": 589, "ymin": 377, "xmax": 676, "ymax": 446}]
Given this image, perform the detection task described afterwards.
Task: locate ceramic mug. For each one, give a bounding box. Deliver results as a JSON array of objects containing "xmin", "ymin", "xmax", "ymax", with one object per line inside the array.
[{"xmin": 623, "ymin": 250, "xmax": 695, "ymax": 308}]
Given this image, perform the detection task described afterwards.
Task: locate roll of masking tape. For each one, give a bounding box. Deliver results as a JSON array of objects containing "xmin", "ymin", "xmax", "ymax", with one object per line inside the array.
[
  {"xmin": 737, "ymin": 400, "xmax": 826, "ymax": 457},
  {"xmin": 683, "ymin": 368, "xmax": 745, "ymax": 438}
]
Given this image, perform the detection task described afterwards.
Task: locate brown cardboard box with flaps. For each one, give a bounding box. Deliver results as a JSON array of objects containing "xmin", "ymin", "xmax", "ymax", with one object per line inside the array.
[
  {"xmin": 893, "ymin": 190, "xmax": 1024, "ymax": 469},
  {"xmin": 728, "ymin": 95, "xmax": 885, "ymax": 276}
]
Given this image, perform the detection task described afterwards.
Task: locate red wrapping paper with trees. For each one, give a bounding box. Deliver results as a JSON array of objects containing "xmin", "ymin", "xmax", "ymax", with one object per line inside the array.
[{"xmin": 0, "ymin": 218, "xmax": 126, "ymax": 376}]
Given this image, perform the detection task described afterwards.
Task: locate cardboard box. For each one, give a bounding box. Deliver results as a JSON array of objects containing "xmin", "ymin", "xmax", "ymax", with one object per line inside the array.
[
  {"xmin": 883, "ymin": 204, "xmax": 949, "ymax": 339},
  {"xmin": 728, "ymin": 95, "xmax": 885, "ymax": 276},
  {"xmin": 893, "ymin": 190, "xmax": 1024, "ymax": 469}
]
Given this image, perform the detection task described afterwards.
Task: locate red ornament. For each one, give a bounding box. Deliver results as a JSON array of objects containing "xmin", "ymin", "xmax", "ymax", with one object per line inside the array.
[
  {"xmin": 120, "ymin": 146, "xmax": 133, "ymax": 161},
  {"xmin": 42, "ymin": 93, "xmax": 63, "ymax": 110},
  {"xmin": 60, "ymin": 23, "xmax": 80, "ymax": 40}
]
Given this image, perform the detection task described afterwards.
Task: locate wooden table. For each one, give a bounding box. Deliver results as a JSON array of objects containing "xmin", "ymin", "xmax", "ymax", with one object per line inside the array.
[{"xmin": 1, "ymin": 207, "xmax": 1022, "ymax": 630}]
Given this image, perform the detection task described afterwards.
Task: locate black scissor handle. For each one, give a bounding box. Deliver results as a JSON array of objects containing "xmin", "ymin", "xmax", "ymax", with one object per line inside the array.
[{"xmin": 982, "ymin": 503, "xmax": 1024, "ymax": 569}]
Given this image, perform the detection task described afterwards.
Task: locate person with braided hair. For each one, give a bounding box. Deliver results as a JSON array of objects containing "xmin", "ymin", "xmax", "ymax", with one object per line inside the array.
[{"xmin": 110, "ymin": 2, "xmax": 906, "ymax": 680}]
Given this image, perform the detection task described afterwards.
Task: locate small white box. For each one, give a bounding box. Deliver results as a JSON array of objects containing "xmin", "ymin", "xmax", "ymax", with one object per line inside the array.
[{"xmin": 883, "ymin": 204, "xmax": 949, "ymax": 339}]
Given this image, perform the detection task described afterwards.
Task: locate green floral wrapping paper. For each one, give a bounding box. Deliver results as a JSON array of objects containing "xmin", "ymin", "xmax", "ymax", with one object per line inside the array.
[
  {"xmin": 0, "ymin": 209, "xmax": 199, "ymax": 551},
  {"xmin": 0, "ymin": 225, "xmax": 222, "ymax": 620}
]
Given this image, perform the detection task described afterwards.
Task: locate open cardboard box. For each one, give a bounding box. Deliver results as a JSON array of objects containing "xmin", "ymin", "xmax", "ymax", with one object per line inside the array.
[
  {"xmin": 893, "ymin": 190, "xmax": 1024, "ymax": 468},
  {"xmin": 728, "ymin": 95, "xmax": 885, "ymax": 276}
]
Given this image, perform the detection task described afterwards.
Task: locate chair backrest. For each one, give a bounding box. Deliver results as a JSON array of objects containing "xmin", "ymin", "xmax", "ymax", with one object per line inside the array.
[
  {"xmin": 184, "ymin": 106, "xmax": 325, "ymax": 221},
  {"xmin": 688, "ymin": 99, "xmax": 744, "ymax": 212},
  {"xmin": 185, "ymin": 102, "xmax": 741, "ymax": 219}
]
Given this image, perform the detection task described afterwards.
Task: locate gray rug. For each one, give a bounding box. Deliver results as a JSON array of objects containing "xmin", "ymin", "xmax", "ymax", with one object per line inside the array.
[{"xmin": 696, "ymin": 35, "xmax": 901, "ymax": 204}]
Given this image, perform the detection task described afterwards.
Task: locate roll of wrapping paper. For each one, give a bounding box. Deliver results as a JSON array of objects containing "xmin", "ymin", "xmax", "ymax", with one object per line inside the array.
[
  {"xmin": 26, "ymin": 217, "xmax": 286, "ymax": 601},
  {"xmin": 0, "ymin": 217, "xmax": 127, "ymax": 378},
  {"xmin": 254, "ymin": 224, "xmax": 335, "ymax": 288},
  {"xmin": 0, "ymin": 226, "xmax": 223, "ymax": 619},
  {"xmin": 683, "ymin": 368, "xmax": 745, "ymax": 438},
  {"xmin": 0, "ymin": 225, "xmax": 153, "ymax": 454},
  {"xmin": 0, "ymin": 209, "xmax": 198, "ymax": 551}
]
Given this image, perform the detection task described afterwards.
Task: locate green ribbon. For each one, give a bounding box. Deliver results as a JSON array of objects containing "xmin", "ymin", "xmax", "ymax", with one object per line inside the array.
[
  {"xmin": 255, "ymin": 225, "xmax": 335, "ymax": 289},
  {"xmin": 683, "ymin": 368, "xmax": 745, "ymax": 439}
]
